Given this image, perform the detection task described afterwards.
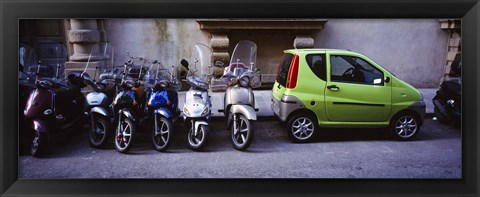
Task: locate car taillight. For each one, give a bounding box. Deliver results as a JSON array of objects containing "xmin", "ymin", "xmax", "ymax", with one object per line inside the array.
[{"xmin": 286, "ymin": 55, "xmax": 299, "ymax": 89}]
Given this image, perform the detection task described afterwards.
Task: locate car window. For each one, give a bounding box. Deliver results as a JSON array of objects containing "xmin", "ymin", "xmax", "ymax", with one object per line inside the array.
[
  {"xmin": 306, "ymin": 54, "xmax": 326, "ymax": 81},
  {"xmin": 276, "ymin": 53, "xmax": 294, "ymax": 87},
  {"xmin": 330, "ymin": 55, "xmax": 384, "ymax": 85}
]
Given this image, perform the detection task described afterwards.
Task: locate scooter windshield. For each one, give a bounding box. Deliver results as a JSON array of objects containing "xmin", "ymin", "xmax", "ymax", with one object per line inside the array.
[
  {"xmin": 27, "ymin": 41, "xmax": 68, "ymax": 81},
  {"xmin": 187, "ymin": 43, "xmax": 212, "ymax": 89},
  {"xmin": 144, "ymin": 42, "xmax": 181, "ymax": 91},
  {"xmin": 224, "ymin": 40, "xmax": 257, "ymax": 78}
]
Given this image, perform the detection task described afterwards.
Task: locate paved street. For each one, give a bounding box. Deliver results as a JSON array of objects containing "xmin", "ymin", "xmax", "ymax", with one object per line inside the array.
[{"xmin": 19, "ymin": 118, "xmax": 461, "ymax": 178}]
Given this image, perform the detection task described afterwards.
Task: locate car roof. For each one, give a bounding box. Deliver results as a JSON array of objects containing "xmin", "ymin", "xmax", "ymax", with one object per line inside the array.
[{"xmin": 284, "ymin": 48, "xmax": 355, "ymax": 54}]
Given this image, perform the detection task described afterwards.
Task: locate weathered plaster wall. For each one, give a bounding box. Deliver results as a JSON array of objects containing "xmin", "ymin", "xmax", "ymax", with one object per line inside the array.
[
  {"xmin": 314, "ymin": 19, "xmax": 448, "ymax": 88},
  {"xmin": 104, "ymin": 19, "xmax": 209, "ymax": 73},
  {"xmin": 103, "ymin": 19, "xmax": 448, "ymax": 88}
]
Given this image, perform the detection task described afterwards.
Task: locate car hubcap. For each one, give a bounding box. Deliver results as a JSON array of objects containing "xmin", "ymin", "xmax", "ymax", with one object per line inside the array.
[
  {"xmin": 292, "ymin": 117, "xmax": 314, "ymax": 140},
  {"xmin": 395, "ymin": 116, "xmax": 417, "ymax": 138}
]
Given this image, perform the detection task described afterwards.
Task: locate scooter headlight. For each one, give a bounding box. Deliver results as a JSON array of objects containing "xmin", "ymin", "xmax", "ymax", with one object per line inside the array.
[
  {"xmin": 183, "ymin": 107, "xmax": 190, "ymax": 116},
  {"xmin": 447, "ymin": 99, "xmax": 455, "ymax": 107},
  {"xmin": 201, "ymin": 107, "xmax": 209, "ymax": 115},
  {"xmin": 239, "ymin": 76, "xmax": 250, "ymax": 87},
  {"xmin": 43, "ymin": 109, "xmax": 52, "ymax": 115}
]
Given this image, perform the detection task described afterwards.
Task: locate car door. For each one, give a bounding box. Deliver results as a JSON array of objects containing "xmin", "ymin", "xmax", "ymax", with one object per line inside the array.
[{"xmin": 324, "ymin": 52, "xmax": 391, "ymax": 122}]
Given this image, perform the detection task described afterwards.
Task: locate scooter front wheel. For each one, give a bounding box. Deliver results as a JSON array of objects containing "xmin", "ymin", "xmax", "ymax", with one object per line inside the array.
[
  {"xmin": 31, "ymin": 131, "xmax": 46, "ymax": 157},
  {"xmin": 88, "ymin": 115, "xmax": 111, "ymax": 148},
  {"xmin": 152, "ymin": 116, "xmax": 173, "ymax": 152},
  {"xmin": 230, "ymin": 114, "xmax": 254, "ymax": 151},
  {"xmin": 114, "ymin": 118, "xmax": 135, "ymax": 153},
  {"xmin": 188, "ymin": 124, "xmax": 209, "ymax": 151}
]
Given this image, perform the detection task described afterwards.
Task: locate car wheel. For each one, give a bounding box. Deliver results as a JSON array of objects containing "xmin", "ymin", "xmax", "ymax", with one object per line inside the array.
[
  {"xmin": 389, "ymin": 112, "xmax": 421, "ymax": 141},
  {"xmin": 286, "ymin": 113, "xmax": 318, "ymax": 143}
]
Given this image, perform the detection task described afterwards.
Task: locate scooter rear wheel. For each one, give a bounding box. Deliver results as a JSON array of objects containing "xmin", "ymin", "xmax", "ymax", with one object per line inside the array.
[
  {"xmin": 188, "ymin": 124, "xmax": 209, "ymax": 151},
  {"xmin": 152, "ymin": 116, "xmax": 173, "ymax": 152},
  {"xmin": 230, "ymin": 114, "xmax": 254, "ymax": 151},
  {"xmin": 114, "ymin": 118, "xmax": 135, "ymax": 153}
]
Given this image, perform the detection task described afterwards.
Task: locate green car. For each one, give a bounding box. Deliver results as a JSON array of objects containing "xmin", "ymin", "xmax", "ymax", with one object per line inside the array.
[{"xmin": 271, "ymin": 49, "xmax": 426, "ymax": 142}]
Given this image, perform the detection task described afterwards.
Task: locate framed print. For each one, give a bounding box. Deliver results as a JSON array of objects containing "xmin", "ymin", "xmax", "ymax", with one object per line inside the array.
[{"xmin": 1, "ymin": 0, "xmax": 479, "ymax": 196}]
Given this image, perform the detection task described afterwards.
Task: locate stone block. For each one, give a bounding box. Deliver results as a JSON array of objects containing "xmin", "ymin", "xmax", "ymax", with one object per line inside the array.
[
  {"xmin": 69, "ymin": 30, "xmax": 101, "ymax": 43},
  {"xmin": 212, "ymin": 52, "xmax": 230, "ymax": 64},
  {"xmin": 294, "ymin": 36, "xmax": 314, "ymax": 49},
  {"xmin": 211, "ymin": 34, "xmax": 229, "ymax": 50}
]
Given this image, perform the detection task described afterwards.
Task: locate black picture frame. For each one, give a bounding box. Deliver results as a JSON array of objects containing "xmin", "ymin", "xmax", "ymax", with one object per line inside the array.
[{"xmin": 2, "ymin": 0, "xmax": 479, "ymax": 196}]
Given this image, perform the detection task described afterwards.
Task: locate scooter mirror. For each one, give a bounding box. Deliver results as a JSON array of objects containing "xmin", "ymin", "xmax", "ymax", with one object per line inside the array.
[
  {"xmin": 180, "ymin": 59, "xmax": 189, "ymax": 70},
  {"xmin": 214, "ymin": 60, "xmax": 224, "ymax": 68}
]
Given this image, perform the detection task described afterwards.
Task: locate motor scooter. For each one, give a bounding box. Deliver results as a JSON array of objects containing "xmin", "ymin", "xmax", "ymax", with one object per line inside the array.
[
  {"xmin": 23, "ymin": 42, "xmax": 91, "ymax": 156},
  {"xmin": 83, "ymin": 44, "xmax": 120, "ymax": 148},
  {"xmin": 181, "ymin": 44, "xmax": 213, "ymax": 151},
  {"xmin": 19, "ymin": 44, "xmax": 37, "ymax": 152},
  {"xmin": 112, "ymin": 52, "xmax": 149, "ymax": 153},
  {"xmin": 144, "ymin": 60, "xmax": 181, "ymax": 151},
  {"xmin": 433, "ymin": 61, "xmax": 461, "ymax": 126},
  {"xmin": 218, "ymin": 40, "xmax": 261, "ymax": 151}
]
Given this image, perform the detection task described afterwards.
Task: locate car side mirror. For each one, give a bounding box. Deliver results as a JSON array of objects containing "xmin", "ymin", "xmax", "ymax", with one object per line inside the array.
[
  {"xmin": 385, "ymin": 76, "xmax": 390, "ymax": 83},
  {"xmin": 214, "ymin": 60, "xmax": 224, "ymax": 68}
]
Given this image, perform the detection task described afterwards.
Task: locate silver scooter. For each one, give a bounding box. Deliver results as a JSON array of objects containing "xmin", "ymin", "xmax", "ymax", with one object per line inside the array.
[
  {"xmin": 181, "ymin": 44, "xmax": 213, "ymax": 151},
  {"xmin": 84, "ymin": 43, "xmax": 118, "ymax": 148},
  {"xmin": 218, "ymin": 40, "xmax": 261, "ymax": 151}
]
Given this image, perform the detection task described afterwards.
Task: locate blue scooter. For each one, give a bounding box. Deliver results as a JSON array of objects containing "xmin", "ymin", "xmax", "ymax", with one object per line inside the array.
[{"xmin": 144, "ymin": 60, "xmax": 181, "ymax": 151}]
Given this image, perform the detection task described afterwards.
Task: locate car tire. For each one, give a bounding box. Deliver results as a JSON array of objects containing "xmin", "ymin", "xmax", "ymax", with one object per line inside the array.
[
  {"xmin": 389, "ymin": 112, "xmax": 421, "ymax": 141},
  {"xmin": 286, "ymin": 113, "xmax": 318, "ymax": 143}
]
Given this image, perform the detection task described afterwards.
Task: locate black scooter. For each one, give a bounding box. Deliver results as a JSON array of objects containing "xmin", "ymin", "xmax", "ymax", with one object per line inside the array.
[
  {"xmin": 24, "ymin": 67, "xmax": 91, "ymax": 157},
  {"xmin": 432, "ymin": 61, "xmax": 461, "ymax": 126}
]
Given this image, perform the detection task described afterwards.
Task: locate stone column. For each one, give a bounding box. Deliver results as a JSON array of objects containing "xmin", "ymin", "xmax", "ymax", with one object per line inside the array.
[
  {"xmin": 210, "ymin": 33, "xmax": 230, "ymax": 77},
  {"xmin": 293, "ymin": 35, "xmax": 314, "ymax": 49},
  {"xmin": 209, "ymin": 33, "xmax": 230, "ymax": 91},
  {"xmin": 65, "ymin": 19, "xmax": 108, "ymax": 81},
  {"xmin": 439, "ymin": 19, "xmax": 461, "ymax": 84}
]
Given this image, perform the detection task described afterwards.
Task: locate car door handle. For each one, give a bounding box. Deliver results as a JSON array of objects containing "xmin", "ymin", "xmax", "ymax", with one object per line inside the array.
[{"xmin": 327, "ymin": 85, "xmax": 339, "ymax": 91}]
